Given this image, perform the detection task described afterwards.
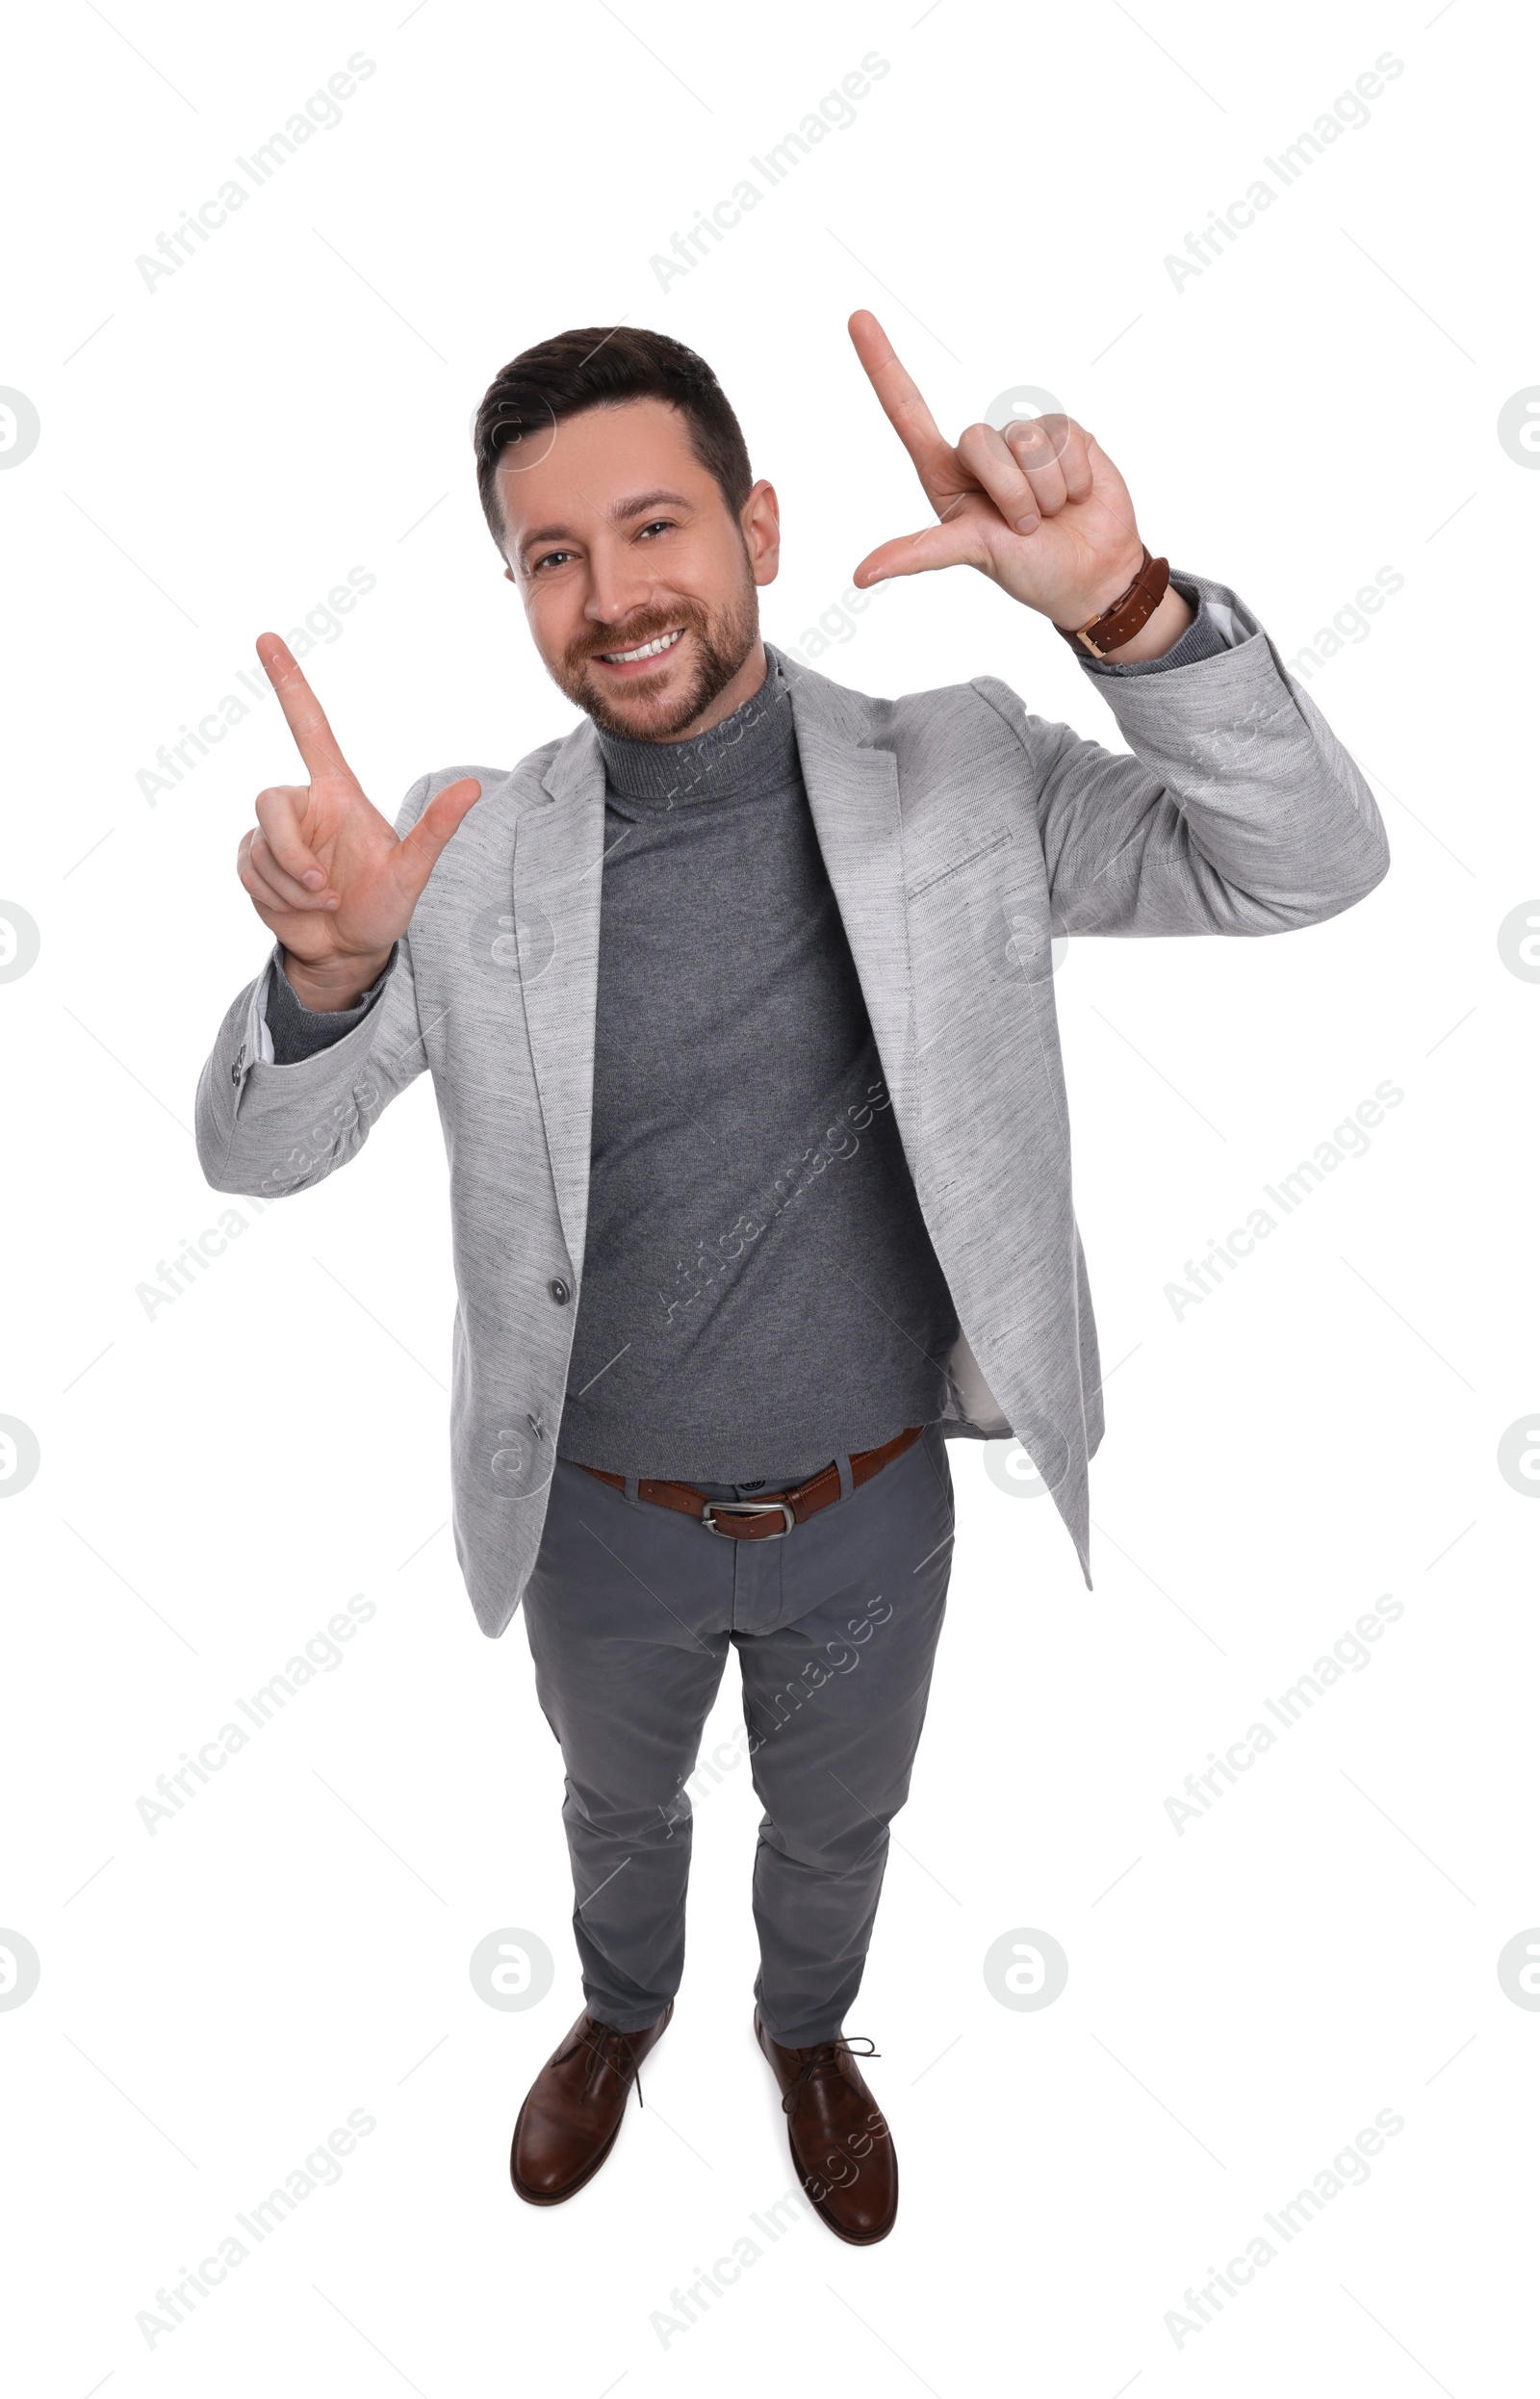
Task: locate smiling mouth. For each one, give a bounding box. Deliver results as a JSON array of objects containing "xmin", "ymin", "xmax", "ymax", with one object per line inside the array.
[{"xmin": 595, "ymin": 627, "xmax": 685, "ymax": 665}]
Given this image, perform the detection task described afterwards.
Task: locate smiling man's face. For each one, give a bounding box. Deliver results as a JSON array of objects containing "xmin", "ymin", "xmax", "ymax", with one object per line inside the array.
[{"xmin": 497, "ymin": 397, "xmax": 781, "ymax": 742}]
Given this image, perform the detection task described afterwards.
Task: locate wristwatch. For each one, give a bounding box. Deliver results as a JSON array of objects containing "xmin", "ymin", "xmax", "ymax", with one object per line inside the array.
[{"xmin": 1055, "ymin": 545, "xmax": 1170, "ymax": 658}]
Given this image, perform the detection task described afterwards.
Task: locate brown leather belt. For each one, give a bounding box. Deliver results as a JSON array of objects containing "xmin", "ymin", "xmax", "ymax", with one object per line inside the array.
[{"xmin": 576, "ymin": 1423, "xmax": 925, "ymax": 1539}]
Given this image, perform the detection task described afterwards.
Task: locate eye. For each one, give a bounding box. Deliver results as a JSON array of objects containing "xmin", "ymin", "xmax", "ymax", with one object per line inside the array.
[
  {"xmin": 637, "ymin": 518, "xmax": 674, "ymax": 538},
  {"xmin": 530, "ymin": 549, "xmax": 574, "ymax": 574}
]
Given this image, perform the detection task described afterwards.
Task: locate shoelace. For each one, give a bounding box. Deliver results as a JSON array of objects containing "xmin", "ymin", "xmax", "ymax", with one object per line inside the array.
[
  {"xmin": 578, "ymin": 2020, "xmax": 648, "ymax": 2109},
  {"xmin": 781, "ymin": 2034, "xmax": 880, "ymax": 2117}
]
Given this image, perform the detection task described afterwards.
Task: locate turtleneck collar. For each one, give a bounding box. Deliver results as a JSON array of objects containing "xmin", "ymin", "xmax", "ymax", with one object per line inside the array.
[{"xmin": 594, "ymin": 643, "xmax": 799, "ymax": 809}]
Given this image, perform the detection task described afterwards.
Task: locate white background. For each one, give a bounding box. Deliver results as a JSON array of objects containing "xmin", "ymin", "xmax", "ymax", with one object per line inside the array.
[{"xmin": 2, "ymin": 0, "xmax": 1535, "ymax": 2391}]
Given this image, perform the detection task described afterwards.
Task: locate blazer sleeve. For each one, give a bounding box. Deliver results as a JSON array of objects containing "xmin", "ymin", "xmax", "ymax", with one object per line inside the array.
[
  {"xmin": 971, "ymin": 567, "xmax": 1391, "ymax": 938},
  {"xmin": 193, "ymin": 775, "xmax": 435, "ymax": 1199}
]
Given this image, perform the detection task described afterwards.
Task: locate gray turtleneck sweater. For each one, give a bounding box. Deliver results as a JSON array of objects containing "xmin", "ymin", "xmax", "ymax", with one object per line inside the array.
[
  {"xmin": 265, "ymin": 596, "xmax": 1226, "ymax": 1482},
  {"xmin": 554, "ymin": 647, "xmax": 960, "ymax": 1483}
]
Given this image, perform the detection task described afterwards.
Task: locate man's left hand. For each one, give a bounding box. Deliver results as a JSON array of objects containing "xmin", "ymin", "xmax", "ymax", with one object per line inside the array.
[{"xmin": 848, "ymin": 310, "xmax": 1172, "ymax": 639}]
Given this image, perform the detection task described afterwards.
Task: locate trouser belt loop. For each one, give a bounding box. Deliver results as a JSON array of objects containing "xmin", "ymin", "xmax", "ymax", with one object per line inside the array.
[
  {"xmin": 624, "ymin": 1473, "xmax": 641, "ymax": 1507},
  {"xmin": 835, "ymin": 1451, "xmax": 854, "ymax": 1502}
]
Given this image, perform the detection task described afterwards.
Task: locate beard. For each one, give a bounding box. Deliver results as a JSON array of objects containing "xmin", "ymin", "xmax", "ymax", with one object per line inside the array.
[{"xmin": 550, "ymin": 572, "xmax": 760, "ymax": 741}]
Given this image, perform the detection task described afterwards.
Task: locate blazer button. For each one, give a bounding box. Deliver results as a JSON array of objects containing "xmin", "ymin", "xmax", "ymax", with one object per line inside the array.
[{"xmin": 548, "ymin": 1277, "xmax": 571, "ymax": 1304}]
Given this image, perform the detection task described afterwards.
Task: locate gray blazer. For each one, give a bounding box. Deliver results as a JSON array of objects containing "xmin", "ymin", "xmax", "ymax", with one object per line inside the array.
[{"xmin": 195, "ymin": 570, "xmax": 1389, "ymax": 1636}]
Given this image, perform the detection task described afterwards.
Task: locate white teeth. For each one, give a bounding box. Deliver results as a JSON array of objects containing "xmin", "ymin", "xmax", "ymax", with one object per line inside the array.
[{"xmin": 601, "ymin": 628, "xmax": 684, "ymax": 663}]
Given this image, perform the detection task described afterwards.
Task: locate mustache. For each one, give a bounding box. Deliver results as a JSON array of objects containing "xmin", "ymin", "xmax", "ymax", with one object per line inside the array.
[{"xmin": 568, "ymin": 606, "xmax": 705, "ymax": 668}]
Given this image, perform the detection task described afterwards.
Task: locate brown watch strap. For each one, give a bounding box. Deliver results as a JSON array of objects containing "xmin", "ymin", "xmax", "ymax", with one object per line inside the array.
[{"xmin": 1056, "ymin": 545, "xmax": 1170, "ymax": 658}]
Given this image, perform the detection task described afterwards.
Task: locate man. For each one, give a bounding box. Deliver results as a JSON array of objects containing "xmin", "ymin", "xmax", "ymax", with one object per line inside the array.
[{"xmin": 195, "ymin": 314, "xmax": 1388, "ymax": 2244}]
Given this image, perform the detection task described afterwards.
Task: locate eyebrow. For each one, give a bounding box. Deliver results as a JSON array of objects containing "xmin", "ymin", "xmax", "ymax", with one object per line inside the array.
[{"xmin": 516, "ymin": 488, "xmax": 694, "ymax": 565}]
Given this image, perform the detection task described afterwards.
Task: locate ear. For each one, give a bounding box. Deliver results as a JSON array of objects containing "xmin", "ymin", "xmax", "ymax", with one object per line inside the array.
[
  {"xmin": 742, "ymin": 477, "xmax": 781, "ymax": 589},
  {"xmin": 503, "ymin": 565, "xmax": 515, "ymax": 582}
]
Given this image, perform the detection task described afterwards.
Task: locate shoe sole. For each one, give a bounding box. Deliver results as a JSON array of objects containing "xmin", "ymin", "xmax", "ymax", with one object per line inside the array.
[
  {"xmin": 755, "ymin": 2012, "xmax": 899, "ymax": 2246},
  {"xmin": 510, "ymin": 1999, "xmax": 674, "ymax": 2207}
]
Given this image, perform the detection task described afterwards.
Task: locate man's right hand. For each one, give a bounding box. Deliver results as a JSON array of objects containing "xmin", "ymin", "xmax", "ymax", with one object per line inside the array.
[{"xmin": 236, "ymin": 633, "xmax": 481, "ymax": 1011}]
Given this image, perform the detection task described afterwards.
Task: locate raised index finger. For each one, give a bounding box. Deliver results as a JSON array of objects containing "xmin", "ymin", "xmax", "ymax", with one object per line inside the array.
[
  {"xmin": 255, "ymin": 632, "xmax": 355, "ymax": 781},
  {"xmin": 847, "ymin": 309, "xmax": 955, "ymax": 492}
]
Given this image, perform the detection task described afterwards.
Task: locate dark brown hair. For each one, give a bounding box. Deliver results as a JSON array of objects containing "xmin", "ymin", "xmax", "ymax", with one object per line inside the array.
[{"xmin": 474, "ymin": 325, "xmax": 754, "ymax": 554}]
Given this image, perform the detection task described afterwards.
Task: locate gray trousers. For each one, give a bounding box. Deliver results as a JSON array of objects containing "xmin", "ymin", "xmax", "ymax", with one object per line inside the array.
[{"xmin": 520, "ymin": 1422, "xmax": 956, "ymax": 2048}]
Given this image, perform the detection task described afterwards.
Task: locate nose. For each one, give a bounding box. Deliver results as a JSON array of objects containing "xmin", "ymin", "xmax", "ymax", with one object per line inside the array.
[{"xmin": 583, "ymin": 530, "xmax": 659, "ymax": 630}]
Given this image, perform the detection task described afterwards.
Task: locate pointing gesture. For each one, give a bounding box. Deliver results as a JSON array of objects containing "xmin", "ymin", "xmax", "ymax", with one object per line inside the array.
[
  {"xmin": 847, "ymin": 310, "xmax": 1151, "ymax": 633},
  {"xmin": 237, "ymin": 635, "xmax": 480, "ymax": 1008}
]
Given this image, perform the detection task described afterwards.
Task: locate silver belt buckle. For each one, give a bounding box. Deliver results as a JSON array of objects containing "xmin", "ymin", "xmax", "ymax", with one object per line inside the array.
[{"xmin": 701, "ymin": 1498, "xmax": 796, "ymax": 1537}]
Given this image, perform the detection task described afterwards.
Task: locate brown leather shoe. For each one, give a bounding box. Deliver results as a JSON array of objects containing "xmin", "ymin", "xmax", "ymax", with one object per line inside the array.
[
  {"xmin": 754, "ymin": 2007, "xmax": 899, "ymax": 2245},
  {"xmin": 510, "ymin": 2000, "xmax": 674, "ymax": 2206}
]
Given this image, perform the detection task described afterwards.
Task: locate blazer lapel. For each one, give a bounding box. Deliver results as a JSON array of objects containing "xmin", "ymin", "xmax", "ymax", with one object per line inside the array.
[
  {"xmin": 779, "ymin": 654, "xmax": 918, "ymax": 1147},
  {"xmin": 514, "ymin": 717, "xmax": 607, "ymax": 1273}
]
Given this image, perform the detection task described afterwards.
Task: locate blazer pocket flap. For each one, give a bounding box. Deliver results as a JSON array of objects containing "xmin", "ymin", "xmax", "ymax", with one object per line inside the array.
[{"xmin": 905, "ymin": 817, "xmax": 1014, "ymax": 900}]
